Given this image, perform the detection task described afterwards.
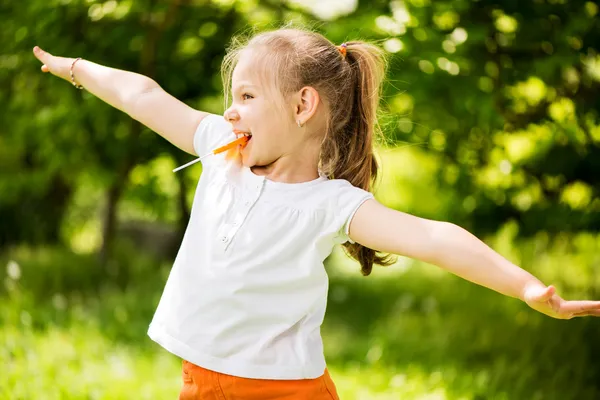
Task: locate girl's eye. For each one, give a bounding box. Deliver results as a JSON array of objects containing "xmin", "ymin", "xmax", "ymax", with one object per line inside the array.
[{"xmin": 242, "ymin": 93, "xmax": 253, "ymax": 100}]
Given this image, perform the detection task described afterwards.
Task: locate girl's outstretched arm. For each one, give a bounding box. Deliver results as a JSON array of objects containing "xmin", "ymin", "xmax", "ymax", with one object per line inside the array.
[
  {"xmin": 33, "ymin": 46, "xmax": 207, "ymax": 155},
  {"xmin": 349, "ymin": 199, "xmax": 600, "ymax": 319}
]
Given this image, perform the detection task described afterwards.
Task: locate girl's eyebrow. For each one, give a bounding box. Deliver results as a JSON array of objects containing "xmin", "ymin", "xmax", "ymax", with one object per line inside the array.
[{"xmin": 232, "ymin": 83, "xmax": 258, "ymax": 93}]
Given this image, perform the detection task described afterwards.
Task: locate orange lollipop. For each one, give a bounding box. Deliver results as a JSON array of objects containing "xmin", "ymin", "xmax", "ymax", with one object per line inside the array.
[
  {"xmin": 214, "ymin": 135, "xmax": 249, "ymax": 155},
  {"xmin": 173, "ymin": 134, "xmax": 250, "ymax": 172}
]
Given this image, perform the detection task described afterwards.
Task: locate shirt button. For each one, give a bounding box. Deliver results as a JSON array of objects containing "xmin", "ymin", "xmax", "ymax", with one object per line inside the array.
[
  {"xmin": 221, "ymin": 236, "xmax": 228, "ymax": 243},
  {"xmin": 245, "ymin": 201, "xmax": 251, "ymax": 206},
  {"xmin": 232, "ymin": 222, "xmax": 238, "ymax": 226}
]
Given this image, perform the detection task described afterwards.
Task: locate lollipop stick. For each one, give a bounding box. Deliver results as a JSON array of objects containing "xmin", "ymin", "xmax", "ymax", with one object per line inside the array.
[{"xmin": 172, "ymin": 153, "xmax": 211, "ymax": 172}]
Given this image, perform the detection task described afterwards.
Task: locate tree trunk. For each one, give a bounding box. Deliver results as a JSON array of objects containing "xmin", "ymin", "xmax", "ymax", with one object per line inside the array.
[
  {"xmin": 98, "ymin": 178, "xmax": 125, "ymax": 267},
  {"xmin": 97, "ymin": 0, "xmax": 184, "ymax": 267}
]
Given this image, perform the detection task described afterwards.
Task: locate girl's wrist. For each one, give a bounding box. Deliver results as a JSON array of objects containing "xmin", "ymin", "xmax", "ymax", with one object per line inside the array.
[{"xmin": 70, "ymin": 57, "xmax": 84, "ymax": 89}]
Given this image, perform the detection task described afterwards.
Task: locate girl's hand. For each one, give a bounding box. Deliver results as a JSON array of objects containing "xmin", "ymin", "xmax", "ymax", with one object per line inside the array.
[
  {"xmin": 523, "ymin": 283, "xmax": 600, "ymax": 319},
  {"xmin": 32, "ymin": 46, "xmax": 77, "ymax": 82}
]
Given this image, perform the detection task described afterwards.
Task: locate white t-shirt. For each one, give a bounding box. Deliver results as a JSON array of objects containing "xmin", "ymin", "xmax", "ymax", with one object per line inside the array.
[{"xmin": 148, "ymin": 114, "xmax": 374, "ymax": 379}]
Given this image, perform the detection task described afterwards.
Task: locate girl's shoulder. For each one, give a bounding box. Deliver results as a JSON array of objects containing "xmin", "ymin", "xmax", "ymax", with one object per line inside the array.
[
  {"xmin": 250, "ymin": 177, "xmax": 369, "ymax": 215},
  {"xmin": 322, "ymin": 178, "xmax": 372, "ymax": 196},
  {"xmin": 295, "ymin": 178, "xmax": 373, "ymax": 213}
]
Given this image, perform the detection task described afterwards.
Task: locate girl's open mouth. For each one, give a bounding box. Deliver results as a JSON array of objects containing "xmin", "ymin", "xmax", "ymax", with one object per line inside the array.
[{"xmin": 235, "ymin": 131, "xmax": 252, "ymax": 141}]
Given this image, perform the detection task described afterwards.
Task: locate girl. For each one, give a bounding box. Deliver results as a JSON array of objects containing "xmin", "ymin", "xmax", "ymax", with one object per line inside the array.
[{"xmin": 34, "ymin": 28, "xmax": 600, "ymax": 399}]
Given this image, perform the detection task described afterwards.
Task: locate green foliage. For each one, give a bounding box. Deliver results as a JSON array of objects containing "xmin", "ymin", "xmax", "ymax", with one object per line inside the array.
[
  {"xmin": 370, "ymin": 0, "xmax": 600, "ymax": 235},
  {"xmin": 2, "ymin": 0, "xmax": 599, "ymax": 248}
]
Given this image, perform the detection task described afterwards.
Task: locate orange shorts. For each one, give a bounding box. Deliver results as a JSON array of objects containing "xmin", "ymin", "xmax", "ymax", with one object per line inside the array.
[{"xmin": 179, "ymin": 360, "xmax": 340, "ymax": 400}]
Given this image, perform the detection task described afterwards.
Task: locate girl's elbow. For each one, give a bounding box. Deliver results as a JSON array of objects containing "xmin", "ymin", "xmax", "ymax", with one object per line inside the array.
[{"xmin": 425, "ymin": 221, "xmax": 459, "ymax": 264}]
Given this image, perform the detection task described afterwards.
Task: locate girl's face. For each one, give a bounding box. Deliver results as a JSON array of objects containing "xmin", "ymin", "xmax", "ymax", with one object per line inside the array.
[{"xmin": 223, "ymin": 52, "xmax": 299, "ymax": 168}]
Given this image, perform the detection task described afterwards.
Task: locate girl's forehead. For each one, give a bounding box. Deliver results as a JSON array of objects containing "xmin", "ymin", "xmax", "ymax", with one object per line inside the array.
[
  {"xmin": 232, "ymin": 50, "xmax": 276, "ymax": 90},
  {"xmin": 231, "ymin": 65, "xmax": 259, "ymax": 87}
]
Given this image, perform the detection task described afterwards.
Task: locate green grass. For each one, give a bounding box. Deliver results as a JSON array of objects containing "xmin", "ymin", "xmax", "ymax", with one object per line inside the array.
[{"xmin": 1, "ymin": 234, "xmax": 599, "ymax": 399}]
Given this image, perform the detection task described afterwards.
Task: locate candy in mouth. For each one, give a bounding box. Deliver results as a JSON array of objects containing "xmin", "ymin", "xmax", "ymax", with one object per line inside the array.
[
  {"xmin": 234, "ymin": 130, "xmax": 252, "ymax": 139},
  {"xmin": 221, "ymin": 132, "xmax": 251, "ymax": 160}
]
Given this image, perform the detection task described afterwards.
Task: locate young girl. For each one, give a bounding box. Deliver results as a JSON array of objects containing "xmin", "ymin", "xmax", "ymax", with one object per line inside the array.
[{"xmin": 34, "ymin": 28, "xmax": 600, "ymax": 399}]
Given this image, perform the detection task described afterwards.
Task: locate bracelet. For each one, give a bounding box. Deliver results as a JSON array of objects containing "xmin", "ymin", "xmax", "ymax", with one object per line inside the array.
[{"xmin": 70, "ymin": 57, "xmax": 84, "ymax": 89}]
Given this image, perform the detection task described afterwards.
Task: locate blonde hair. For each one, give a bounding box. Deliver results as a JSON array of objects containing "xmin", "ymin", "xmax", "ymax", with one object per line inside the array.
[{"xmin": 222, "ymin": 27, "xmax": 394, "ymax": 276}]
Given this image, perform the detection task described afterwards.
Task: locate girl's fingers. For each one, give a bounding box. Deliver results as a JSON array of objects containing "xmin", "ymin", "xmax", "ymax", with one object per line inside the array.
[
  {"xmin": 33, "ymin": 46, "xmax": 53, "ymax": 63},
  {"xmin": 537, "ymin": 285, "xmax": 556, "ymax": 302},
  {"xmin": 41, "ymin": 65, "xmax": 49, "ymax": 72},
  {"xmin": 559, "ymin": 300, "xmax": 600, "ymax": 314},
  {"xmin": 526, "ymin": 285, "xmax": 556, "ymax": 302},
  {"xmin": 572, "ymin": 309, "xmax": 600, "ymax": 317},
  {"xmin": 33, "ymin": 46, "xmax": 44, "ymax": 60},
  {"xmin": 33, "ymin": 46, "xmax": 47, "ymax": 55}
]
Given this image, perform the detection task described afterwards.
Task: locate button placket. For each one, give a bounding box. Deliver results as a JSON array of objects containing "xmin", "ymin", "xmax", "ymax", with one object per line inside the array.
[
  {"xmin": 220, "ymin": 176, "xmax": 265, "ymax": 252},
  {"xmin": 224, "ymin": 213, "xmax": 244, "ymax": 242}
]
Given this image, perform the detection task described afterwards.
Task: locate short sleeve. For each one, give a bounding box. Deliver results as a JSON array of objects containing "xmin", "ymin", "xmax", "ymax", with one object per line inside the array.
[
  {"xmin": 333, "ymin": 182, "xmax": 374, "ymax": 244},
  {"xmin": 193, "ymin": 114, "xmax": 236, "ymax": 160}
]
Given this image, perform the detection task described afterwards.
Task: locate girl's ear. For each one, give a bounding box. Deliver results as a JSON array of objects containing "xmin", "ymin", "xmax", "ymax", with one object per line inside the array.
[{"xmin": 294, "ymin": 86, "xmax": 320, "ymax": 125}]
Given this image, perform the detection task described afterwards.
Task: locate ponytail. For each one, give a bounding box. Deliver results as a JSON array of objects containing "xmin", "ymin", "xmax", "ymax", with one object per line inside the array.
[{"xmin": 320, "ymin": 42, "xmax": 396, "ymax": 275}]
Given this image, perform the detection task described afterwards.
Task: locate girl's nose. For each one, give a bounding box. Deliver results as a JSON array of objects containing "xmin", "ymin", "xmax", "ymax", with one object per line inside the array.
[{"xmin": 223, "ymin": 107, "xmax": 239, "ymax": 123}]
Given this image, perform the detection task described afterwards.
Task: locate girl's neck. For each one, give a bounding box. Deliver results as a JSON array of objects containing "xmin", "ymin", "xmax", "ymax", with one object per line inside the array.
[
  {"xmin": 251, "ymin": 160, "xmax": 320, "ymax": 183},
  {"xmin": 251, "ymin": 146, "xmax": 321, "ymax": 184}
]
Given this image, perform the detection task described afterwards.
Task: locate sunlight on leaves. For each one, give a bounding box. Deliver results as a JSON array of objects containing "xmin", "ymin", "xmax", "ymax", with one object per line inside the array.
[
  {"xmin": 390, "ymin": 1, "xmax": 414, "ymax": 26},
  {"xmin": 585, "ymin": 1, "xmax": 598, "ymax": 17},
  {"xmin": 406, "ymin": 0, "xmax": 430, "ymax": 7},
  {"xmin": 198, "ymin": 22, "xmax": 218, "ymax": 38},
  {"xmin": 375, "ymin": 146, "xmax": 450, "ymax": 217},
  {"xmin": 433, "ymin": 10, "xmax": 459, "ymax": 31},
  {"xmin": 589, "ymin": 123, "xmax": 600, "ymax": 143},
  {"xmin": 287, "ymin": 0, "xmax": 358, "ymax": 20},
  {"xmin": 384, "ymin": 38, "xmax": 404, "ymax": 53},
  {"xmin": 498, "ymin": 124, "xmax": 553, "ymax": 165},
  {"xmin": 418, "ymin": 60, "xmax": 435, "ymax": 74},
  {"xmin": 560, "ymin": 181, "xmax": 593, "ymax": 210},
  {"xmin": 582, "ymin": 54, "xmax": 600, "ymax": 82},
  {"xmin": 69, "ymin": 219, "xmax": 102, "ymax": 254},
  {"xmin": 548, "ymin": 98, "xmax": 575, "ymax": 122},
  {"xmin": 390, "ymin": 93, "xmax": 414, "ymax": 114},
  {"xmin": 376, "ymin": 15, "xmax": 407, "ymax": 36},
  {"xmin": 177, "ymin": 36, "xmax": 205, "ymax": 57},
  {"xmin": 507, "ymin": 77, "xmax": 547, "ymax": 112},
  {"xmin": 450, "ymin": 27, "xmax": 468, "ymax": 45},
  {"xmin": 212, "ymin": 0, "xmax": 236, "ymax": 7},
  {"xmin": 511, "ymin": 184, "xmax": 543, "ymax": 212},
  {"xmin": 429, "ymin": 130, "xmax": 446, "ymax": 151},
  {"xmin": 494, "ymin": 13, "xmax": 518, "ymax": 33},
  {"xmin": 437, "ymin": 57, "xmax": 460, "ymax": 75},
  {"xmin": 442, "ymin": 40, "xmax": 456, "ymax": 54}
]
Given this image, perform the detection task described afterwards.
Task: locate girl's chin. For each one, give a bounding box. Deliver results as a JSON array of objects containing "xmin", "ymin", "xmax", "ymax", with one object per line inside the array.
[
  {"xmin": 240, "ymin": 150, "xmax": 252, "ymax": 166},
  {"xmin": 240, "ymin": 157, "xmax": 252, "ymax": 167},
  {"xmin": 240, "ymin": 141, "xmax": 252, "ymax": 164}
]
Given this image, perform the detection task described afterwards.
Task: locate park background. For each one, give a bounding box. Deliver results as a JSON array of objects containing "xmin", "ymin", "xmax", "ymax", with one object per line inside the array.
[{"xmin": 1, "ymin": 0, "xmax": 600, "ymax": 398}]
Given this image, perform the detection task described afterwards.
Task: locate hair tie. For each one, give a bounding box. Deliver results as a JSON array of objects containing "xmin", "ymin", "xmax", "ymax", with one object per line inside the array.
[{"xmin": 338, "ymin": 43, "xmax": 347, "ymax": 58}]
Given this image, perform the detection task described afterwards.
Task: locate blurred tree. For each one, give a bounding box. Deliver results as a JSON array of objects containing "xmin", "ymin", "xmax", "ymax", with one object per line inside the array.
[
  {"xmin": 1, "ymin": 0, "xmax": 599, "ymax": 259},
  {"xmin": 353, "ymin": 0, "xmax": 600, "ymax": 235}
]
